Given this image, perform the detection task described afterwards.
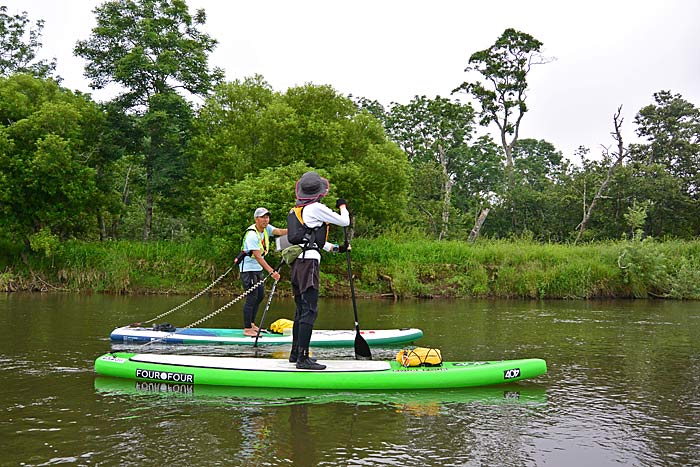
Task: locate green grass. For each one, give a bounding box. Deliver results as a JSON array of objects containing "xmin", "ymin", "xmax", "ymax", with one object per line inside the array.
[{"xmin": 2, "ymin": 236, "xmax": 699, "ymax": 299}]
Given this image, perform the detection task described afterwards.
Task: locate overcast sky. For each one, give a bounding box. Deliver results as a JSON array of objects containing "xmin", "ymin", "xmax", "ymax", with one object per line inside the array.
[{"xmin": 5, "ymin": 0, "xmax": 700, "ymax": 160}]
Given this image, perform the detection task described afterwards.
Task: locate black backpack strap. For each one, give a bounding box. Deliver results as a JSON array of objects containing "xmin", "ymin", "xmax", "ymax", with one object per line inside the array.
[{"xmin": 241, "ymin": 227, "xmax": 257, "ymax": 254}]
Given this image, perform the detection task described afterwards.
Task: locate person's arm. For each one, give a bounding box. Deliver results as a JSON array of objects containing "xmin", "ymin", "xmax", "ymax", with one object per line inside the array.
[
  {"xmin": 316, "ymin": 201, "xmax": 351, "ymax": 252},
  {"xmin": 266, "ymin": 224, "xmax": 287, "ymax": 236},
  {"xmin": 315, "ymin": 204, "xmax": 350, "ymax": 227}
]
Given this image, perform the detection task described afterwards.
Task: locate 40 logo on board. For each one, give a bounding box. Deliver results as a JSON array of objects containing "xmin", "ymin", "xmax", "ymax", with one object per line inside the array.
[
  {"xmin": 135, "ymin": 368, "xmax": 194, "ymax": 383},
  {"xmin": 503, "ymin": 368, "xmax": 521, "ymax": 380}
]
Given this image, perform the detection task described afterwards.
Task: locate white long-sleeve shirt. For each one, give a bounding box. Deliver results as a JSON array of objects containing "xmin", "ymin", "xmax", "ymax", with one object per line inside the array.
[{"xmin": 296, "ymin": 202, "xmax": 350, "ymax": 262}]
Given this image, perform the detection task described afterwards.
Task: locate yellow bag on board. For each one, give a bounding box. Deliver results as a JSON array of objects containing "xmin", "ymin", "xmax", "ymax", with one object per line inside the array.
[
  {"xmin": 396, "ymin": 347, "xmax": 443, "ymax": 367},
  {"xmin": 270, "ymin": 318, "xmax": 294, "ymax": 334}
]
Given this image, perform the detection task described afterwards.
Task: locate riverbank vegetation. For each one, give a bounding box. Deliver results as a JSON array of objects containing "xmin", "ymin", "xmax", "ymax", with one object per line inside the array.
[
  {"xmin": 2, "ymin": 236, "xmax": 699, "ymax": 299},
  {"xmin": 1, "ymin": 3, "xmax": 698, "ymax": 300}
]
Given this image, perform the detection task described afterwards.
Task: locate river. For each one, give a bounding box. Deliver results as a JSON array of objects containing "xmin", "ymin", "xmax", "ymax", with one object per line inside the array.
[{"xmin": 1, "ymin": 293, "xmax": 698, "ymax": 466}]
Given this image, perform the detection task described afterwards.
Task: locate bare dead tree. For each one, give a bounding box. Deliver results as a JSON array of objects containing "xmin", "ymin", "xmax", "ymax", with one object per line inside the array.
[
  {"xmin": 468, "ymin": 207, "xmax": 490, "ymax": 243},
  {"xmin": 574, "ymin": 106, "xmax": 628, "ymax": 243}
]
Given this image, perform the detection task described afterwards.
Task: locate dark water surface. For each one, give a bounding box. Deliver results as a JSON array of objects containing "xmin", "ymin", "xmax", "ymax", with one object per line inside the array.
[{"xmin": 1, "ymin": 293, "xmax": 698, "ymax": 466}]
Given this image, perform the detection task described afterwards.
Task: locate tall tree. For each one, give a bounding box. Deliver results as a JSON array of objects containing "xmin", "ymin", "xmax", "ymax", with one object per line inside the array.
[
  {"xmin": 0, "ymin": 6, "xmax": 56, "ymax": 78},
  {"xmin": 385, "ymin": 95, "xmax": 475, "ymax": 239},
  {"xmin": 632, "ymin": 90, "xmax": 700, "ymax": 199},
  {"xmin": 453, "ymin": 28, "xmax": 550, "ymax": 233},
  {"xmin": 453, "ymin": 28, "xmax": 549, "ymax": 172},
  {"xmin": 512, "ymin": 139, "xmax": 566, "ymax": 190},
  {"xmin": 140, "ymin": 91, "xmax": 194, "ymax": 238},
  {"xmin": 75, "ymin": 0, "xmax": 223, "ymax": 239}
]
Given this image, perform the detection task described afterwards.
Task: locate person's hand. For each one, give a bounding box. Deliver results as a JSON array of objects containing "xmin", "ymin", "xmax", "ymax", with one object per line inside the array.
[
  {"xmin": 338, "ymin": 242, "xmax": 350, "ymax": 253},
  {"xmin": 271, "ymin": 271, "xmax": 281, "ymax": 281},
  {"xmin": 336, "ymin": 198, "xmax": 347, "ymax": 209}
]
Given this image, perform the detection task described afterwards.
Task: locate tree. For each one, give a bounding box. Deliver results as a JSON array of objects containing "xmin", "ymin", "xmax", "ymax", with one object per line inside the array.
[
  {"xmin": 451, "ymin": 135, "xmax": 503, "ymax": 241},
  {"xmin": 190, "ymin": 79, "xmax": 410, "ymax": 240},
  {"xmin": 202, "ymin": 162, "xmax": 309, "ymax": 251},
  {"xmin": 0, "ymin": 75, "xmax": 107, "ymax": 248},
  {"xmin": 352, "ymin": 96, "xmax": 387, "ymax": 122},
  {"xmin": 512, "ymin": 139, "xmax": 566, "ymax": 190},
  {"xmin": 75, "ymin": 0, "xmax": 223, "ymax": 239},
  {"xmin": 0, "ymin": 6, "xmax": 56, "ymax": 78},
  {"xmin": 453, "ymin": 28, "xmax": 550, "ymax": 234},
  {"xmin": 632, "ymin": 90, "xmax": 700, "ymax": 199},
  {"xmin": 454, "ymin": 28, "xmax": 549, "ymax": 171},
  {"xmin": 505, "ymin": 138, "xmax": 568, "ymax": 237},
  {"xmin": 575, "ymin": 107, "xmax": 628, "ymax": 243},
  {"xmin": 385, "ymin": 95, "xmax": 476, "ymax": 239},
  {"xmin": 140, "ymin": 91, "xmax": 194, "ymax": 238}
]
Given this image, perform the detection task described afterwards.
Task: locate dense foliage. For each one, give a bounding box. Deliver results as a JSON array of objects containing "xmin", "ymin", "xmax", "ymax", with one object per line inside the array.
[{"xmin": 0, "ymin": 4, "xmax": 698, "ymax": 268}]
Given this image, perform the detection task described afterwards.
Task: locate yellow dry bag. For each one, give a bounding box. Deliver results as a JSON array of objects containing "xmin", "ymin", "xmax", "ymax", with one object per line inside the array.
[
  {"xmin": 396, "ymin": 347, "xmax": 443, "ymax": 367},
  {"xmin": 270, "ymin": 318, "xmax": 294, "ymax": 334}
]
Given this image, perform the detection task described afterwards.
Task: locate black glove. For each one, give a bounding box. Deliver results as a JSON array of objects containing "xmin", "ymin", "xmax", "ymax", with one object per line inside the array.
[
  {"xmin": 336, "ymin": 198, "xmax": 347, "ymax": 209},
  {"xmin": 338, "ymin": 242, "xmax": 350, "ymax": 253}
]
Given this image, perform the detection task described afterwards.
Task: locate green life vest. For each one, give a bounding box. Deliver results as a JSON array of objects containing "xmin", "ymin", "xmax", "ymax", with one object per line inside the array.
[{"xmin": 241, "ymin": 225, "xmax": 270, "ymax": 256}]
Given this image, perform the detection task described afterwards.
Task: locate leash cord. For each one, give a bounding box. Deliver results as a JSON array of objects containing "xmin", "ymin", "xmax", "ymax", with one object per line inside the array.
[
  {"xmin": 138, "ymin": 262, "xmax": 284, "ymax": 348},
  {"xmin": 138, "ymin": 266, "xmax": 234, "ymax": 325}
]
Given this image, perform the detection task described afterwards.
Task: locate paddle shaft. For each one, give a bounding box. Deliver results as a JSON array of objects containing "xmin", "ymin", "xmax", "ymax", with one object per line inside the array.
[
  {"xmin": 343, "ymin": 226, "xmax": 372, "ymax": 359},
  {"xmin": 254, "ymin": 279, "xmax": 278, "ymax": 347},
  {"xmin": 253, "ymin": 261, "xmax": 284, "ymax": 347}
]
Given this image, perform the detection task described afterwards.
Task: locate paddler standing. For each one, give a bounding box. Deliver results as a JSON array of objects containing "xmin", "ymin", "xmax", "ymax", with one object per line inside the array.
[
  {"xmin": 288, "ymin": 171, "xmax": 350, "ymax": 370},
  {"xmin": 239, "ymin": 207, "xmax": 287, "ymax": 336}
]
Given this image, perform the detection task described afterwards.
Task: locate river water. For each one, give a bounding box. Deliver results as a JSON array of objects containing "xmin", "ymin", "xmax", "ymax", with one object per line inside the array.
[{"xmin": 1, "ymin": 293, "xmax": 698, "ymax": 466}]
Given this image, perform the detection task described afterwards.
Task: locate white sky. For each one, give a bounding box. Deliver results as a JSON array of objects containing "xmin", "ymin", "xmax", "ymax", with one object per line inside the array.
[{"xmin": 5, "ymin": 0, "xmax": 700, "ymax": 160}]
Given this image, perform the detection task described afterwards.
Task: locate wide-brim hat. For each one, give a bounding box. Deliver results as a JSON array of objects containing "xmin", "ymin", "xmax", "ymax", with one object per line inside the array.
[{"xmin": 295, "ymin": 171, "xmax": 329, "ymax": 201}]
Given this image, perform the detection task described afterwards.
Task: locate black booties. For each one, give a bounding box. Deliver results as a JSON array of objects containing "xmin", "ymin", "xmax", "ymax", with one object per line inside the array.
[
  {"xmin": 296, "ymin": 348, "xmax": 326, "ymax": 370},
  {"xmin": 289, "ymin": 345, "xmax": 316, "ymax": 363}
]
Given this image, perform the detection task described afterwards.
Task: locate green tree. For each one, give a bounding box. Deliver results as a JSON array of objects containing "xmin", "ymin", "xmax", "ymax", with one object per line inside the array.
[
  {"xmin": 598, "ymin": 162, "xmax": 695, "ymax": 239},
  {"xmin": 631, "ymin": 91, "xmax": 700, "ymax": 237},
  {"xmin": 451, "ymin": 134, "xmax": 504, "ymax": 216},
  {"xmin": 0, "ymin": 6, "xmax": 56, "ymax": 78},
  {"xmin": 633, "ymin": 90, "xmax": 700, "ymax": 203},
  {"xmin": 352, "ymin": 96, "xmax": 387, "ymax": 122},
  {"xmin": 188, "ymin": 75, "xmax": 279, "ymax": 194},
  {"xmin": 75, "ymin": 0, "xmax": 223, "ymax": 239},
  {"xmin": 453, "ymin": 28, "xmax": 550, "ymax": 233},
  {"xmin": 190, "ymin": 79, "xmax": 410, "ymax": 236},
  {"xmin": 0, "ymin": 75, "xmax": 107, "ymax": 248},
  {"xmin": 140, "ymin": 91, "xmax": 194, "ymax": 238},
  {"xmin": 501, "ymin": 138, "xmax": 569, "ymax": 238},
  {"xmin": 512, "ymin": 139, "xmax": 566, "ymax": 190},
  {"xmin": 93, "ymin": 103, "xmax": 145, "ymax": 240},
  {"xmin": 453, "ymin": 28, "xmax": 549, "ymax": 173},
  {"xmin": 201, "ymin": 162, "xmax": 309, "ymax": 253},
  {"xmin": 385, "ymin": 95, "xmax": 476, "ymax": 239}
]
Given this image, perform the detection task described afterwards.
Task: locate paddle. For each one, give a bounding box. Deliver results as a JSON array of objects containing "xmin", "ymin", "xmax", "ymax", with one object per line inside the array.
[
  {"xmin": 343, "ymin": 226, "xmax": 372, "ymax": 360},
  {"xmin": 253, "ymin": 262, "xmax": 284, "ymax": 347}
]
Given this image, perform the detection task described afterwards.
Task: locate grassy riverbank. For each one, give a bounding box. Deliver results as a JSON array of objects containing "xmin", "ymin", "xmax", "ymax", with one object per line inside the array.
[{"xmin": 1, "ymin": 236, "xmax": 699, "ymax": 299}]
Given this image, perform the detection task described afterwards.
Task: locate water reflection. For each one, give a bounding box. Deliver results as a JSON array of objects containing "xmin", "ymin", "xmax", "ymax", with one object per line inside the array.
[{"xmin": 94, "ymin": 376, "xmax": 547, "ymax": 408}]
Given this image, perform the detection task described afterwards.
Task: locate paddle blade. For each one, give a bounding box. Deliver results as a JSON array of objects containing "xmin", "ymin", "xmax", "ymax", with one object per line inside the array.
[{"xmin": 354, "ymin": 331, "xmax": 372, "ymax": 360}]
